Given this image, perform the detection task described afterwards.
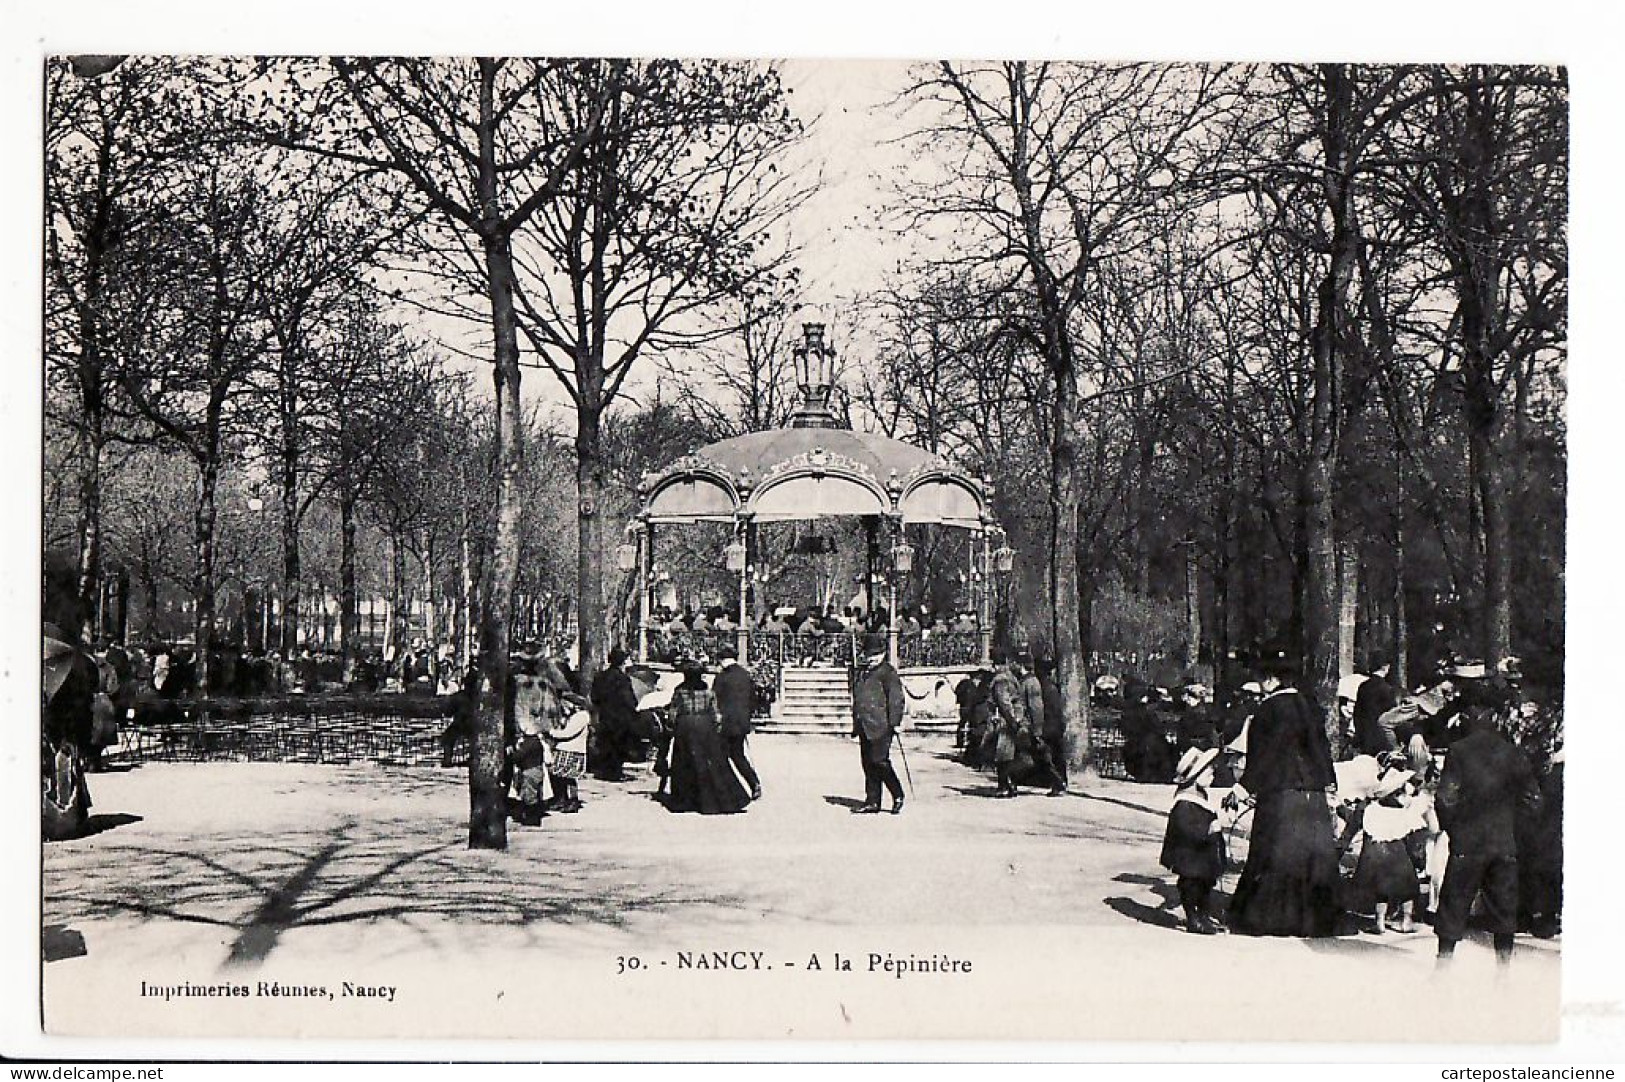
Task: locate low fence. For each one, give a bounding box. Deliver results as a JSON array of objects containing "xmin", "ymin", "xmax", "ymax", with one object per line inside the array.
[
  {"xmin": 107, "ymin": 693, "xmax": 465, "ymax": 767},
  {"xmin": 644, "ymin": 628, "xmax": 984, "ymax": 717},
  {"xmin": 101, "ymin": 692, "xmax": 1179, "ymax": 780}
]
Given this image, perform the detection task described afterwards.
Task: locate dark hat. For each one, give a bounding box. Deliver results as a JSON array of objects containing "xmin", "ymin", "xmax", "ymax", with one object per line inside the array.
[
  {"xmin": 862, "ymin": 632, "xmax": 889, "ymax": 656},
  {"xmin": 607, "ymin": 646, "xmax": 630, "ymax": 667},
  {"xmin": 717, "ymin": 643, "xmax": 739, "ymax": 660},
  {"xmin": 1457, "ymin": 678, "xmax": 1511, "ymax": 712},
  {"xmin": 1012, "ymin": 646, "xmax": 1033, "ymax": 666},
  {"xmin": 540, "ymin": 659, "xmax": 574, "ymax": 694},
  {"xmin": 1257, "ymin": 643, "xmax": 1298, "ymax": 680},
  {"xmin": 677, "ymin": 656, "xmax": 707, "ymax": 678}
]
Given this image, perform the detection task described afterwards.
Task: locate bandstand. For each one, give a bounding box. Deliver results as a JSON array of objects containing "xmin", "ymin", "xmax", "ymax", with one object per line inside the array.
[{"xmin": 624, "ymin": 323, "xmax": 1010, "ymax": 732}]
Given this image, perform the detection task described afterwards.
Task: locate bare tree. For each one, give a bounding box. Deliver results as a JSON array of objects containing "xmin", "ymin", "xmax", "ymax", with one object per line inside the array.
[
  {"xmin": 1388, "ymin": 66, "xmax": 1567, "ymax": 667},
  {"xmin": 901, "ymin": 61, "xmax": 1232, "ymax": 774},
  {"xmin": 251, "ymin": 56, "xmax": 614, "ymax": 848},
  {"xmin": 500, "ymin": 59, "xmax": 807, "ymax": 689},
  {"xmin": 44, "ymin": 56, "xmax": 175, "ymax": 639}
]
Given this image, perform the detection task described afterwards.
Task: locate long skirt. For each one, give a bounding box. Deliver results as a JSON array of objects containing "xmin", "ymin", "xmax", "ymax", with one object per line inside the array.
[
  {"xmin": 665, "ymin": 716, "xmax": 750, "ymax": 815},
  {"xmin": 1229, "ymin": 789, "xmax": 1341, "ymax": 937},
  {"xmin": 1349, "ymin": 838, "xmax": 1421, "ymax": 909}
]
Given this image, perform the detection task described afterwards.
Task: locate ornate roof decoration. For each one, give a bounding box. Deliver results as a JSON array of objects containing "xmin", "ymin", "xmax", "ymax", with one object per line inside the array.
[{"xmin": 639, "ymin": 323, "xmax": 989, "ymax": 527}]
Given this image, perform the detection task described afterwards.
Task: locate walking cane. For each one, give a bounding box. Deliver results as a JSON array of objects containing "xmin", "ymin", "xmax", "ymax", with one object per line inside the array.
[{"xmin": 894, "ymin": 726, "xmax": 916, "ymax": 798}]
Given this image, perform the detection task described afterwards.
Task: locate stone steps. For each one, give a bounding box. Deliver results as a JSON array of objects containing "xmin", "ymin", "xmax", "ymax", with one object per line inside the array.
[{"xmin": 768, "ymin": 665, "xmax": 853, "ymax": 734}]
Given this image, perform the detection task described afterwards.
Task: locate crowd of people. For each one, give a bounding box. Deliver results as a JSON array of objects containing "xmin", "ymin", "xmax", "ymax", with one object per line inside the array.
[
  {"xmin": 941, "ymin": 640, "xmax": 1564, "ymax": 959},
  {"xmin": 651, "ymin": 601, "xmax": 980, "ymax": 640},
  {"xmin": 473, "ymin": 643, "xmax": 765, "ymax": 822},
  {"xmin": 1144, "ymin": 647, "xmax": 1563, "ymax": 965},
  {"xmin": 44, "ymin": 592, "xmax": 1564, "ymax": 963}
]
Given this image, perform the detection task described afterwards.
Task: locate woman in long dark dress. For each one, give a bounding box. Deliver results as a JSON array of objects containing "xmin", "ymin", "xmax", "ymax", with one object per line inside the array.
[
  {"xmin": 664, "ymin": 661, "xmax": 750, "ymax": 815},
  {"xmin": 1228, "ymin": 653, "xmax": 1341, "ymax": 937}
]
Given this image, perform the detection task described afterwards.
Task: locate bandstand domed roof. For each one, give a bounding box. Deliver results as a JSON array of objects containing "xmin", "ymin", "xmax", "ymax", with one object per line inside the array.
[
  {"xmin": 641, "ymin": 423, "xmax": 990, "ymax": 527},
  {"xmin": 639, "ymin": 322, "xmax": 992, "ymax": 529}
]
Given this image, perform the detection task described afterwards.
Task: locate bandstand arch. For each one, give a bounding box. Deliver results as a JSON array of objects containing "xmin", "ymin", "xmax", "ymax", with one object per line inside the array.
[{"xmin": 625, "ymin": 323, "xmax": 1007, "ymax": 725}]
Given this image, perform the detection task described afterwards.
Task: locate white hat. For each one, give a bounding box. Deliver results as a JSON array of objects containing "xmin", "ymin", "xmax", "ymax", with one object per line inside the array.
[
  {"xmin": 1240, "ymin": 681, "xmax": 1263, "ymax": 695},
  {"xmin": 1173, "ymin": 746, "xmax": 1221, "ymax": 788},
  {"xmin": 1372, "ymin": 767, "xmax": 1415, "ymax": 800}
]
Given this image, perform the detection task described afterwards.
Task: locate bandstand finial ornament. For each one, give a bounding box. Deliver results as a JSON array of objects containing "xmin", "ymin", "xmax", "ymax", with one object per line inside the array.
[{"xmin": 790, "ymin": 322, "xmax": 840, "ymax": 429}]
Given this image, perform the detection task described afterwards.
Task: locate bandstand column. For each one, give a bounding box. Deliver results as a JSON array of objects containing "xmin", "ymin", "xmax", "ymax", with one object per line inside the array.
[
  {"xmin": 886, "ymin": 516, "xmax": 901, "ymax": 667},
  {"xmin": 636, "ymin": 519, "xmax": 649, "ymax": 663},
  {"xmin": 979, "ymin": 526, "xmax": 994, "ymax": 664},
  {"xmin": 864, "ymin": 516, "xmax": 879, "ymax": 623},
  {"xmin": 641, "ymin": 519, "xmax": 655, "ymax": 663},
  {"xmin": 735, "ymin": 515, "xmax": 751, "ymax": 662}
]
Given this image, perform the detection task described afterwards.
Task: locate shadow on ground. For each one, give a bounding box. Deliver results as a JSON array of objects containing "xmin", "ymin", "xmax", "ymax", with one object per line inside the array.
[
  {"xmin": 44, "ymin": 813, "xmax": 757, "ymax": 971},
  {"xmin": 78, "ymin": 813, "xmax": 145, "ymax": 838},
  {"xmin": 1069, "ymin": 789, "xmax": 1168, "ymax": 819},
  {"xmin": 43, "ymin": 924, "xmax": 87, "ymax": 962}
]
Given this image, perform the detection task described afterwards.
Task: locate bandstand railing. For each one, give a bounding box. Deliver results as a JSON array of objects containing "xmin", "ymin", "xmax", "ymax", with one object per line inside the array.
[{"xmin": 896, "ymin": 630, "xmax": 981, "ymax": 669}]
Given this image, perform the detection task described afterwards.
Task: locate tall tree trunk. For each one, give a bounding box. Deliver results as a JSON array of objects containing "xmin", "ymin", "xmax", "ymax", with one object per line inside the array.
[
  {"xmin": 279, "ymin": 421, "xmax": 301, "ymax": 654},
  {"xmin": 576, "ymin": 394, "xmax": 607, "ymax": 689},
  {"xmin": 1393, "ymin": 513, "xmax": 1410, "ymax": 690},
  {"xmin": 1337, "ymin": 540, "xmax": 1359, "ymax": 679},
  {"xmin": 459, "ymin": 505, "xmax": 475, "ymax": 665},
  {"xmin": 1470, "ymin": 424, "xmax": 1513, "ymax": 666},
  {"xmin": 1302, "ymin": 64, "xmax": 1359, "ymax": 744},
  {"xmin": 76, "ymin": 431, "xmax": 104, "ymax": 643},
  {"xmin": 1052, "ymin": 375, "xmax": 1091, "ymax": 777},
  {"xmin": 471, "ymin": 224, "xmax": 523, "ymax": 851},
  {"xmin": 389, "ymin": 530, "xmax": 408, "ymax": 657},
  {"xmin": 73, "ymin": 145, "xmax": 112, "ymax": 644},
  {"xmin": 1184, "ymin": 539, "xmax": 1201, "ymax": 672},
  {"xmin": 142, "ymin": 567, "xmax": 160, "ymax": 642},
  {"xmin": 193, "ymin": 452, "xmax": 219, "ymax": 700},
  {"xmin": 339, "ymin": 484, "xmax": 359, "ymax": 665},
  {"xmin": 422, "ymin": 538, "xmax": 439, "ymax": 684}
]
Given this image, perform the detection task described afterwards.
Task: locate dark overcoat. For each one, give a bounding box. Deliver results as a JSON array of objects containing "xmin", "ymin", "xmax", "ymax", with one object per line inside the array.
[
  {"xmin": 713, "ymin": 662, "xmax": 755, "ymax": 738},
  {"xmin": 1161, "ymin": 795, "xmax": 1225, "ymax": 880},
  {"xmin": 1239, "ymin": 688, "xmax": 1335, "ymax": 796},
  {"xmin": 852, "ymin": 660, "xmax": 904, "ymax": 740},
  {"xmin": 1436, "ymin": 723, "xmax": 1541, "ymax": 859}
]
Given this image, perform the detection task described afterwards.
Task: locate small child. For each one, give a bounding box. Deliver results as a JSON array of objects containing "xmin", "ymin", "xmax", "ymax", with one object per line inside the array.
[
  {"xmin": 546, "ymin": 691, "xmax": 591, "ymax": 813},
  {"xmin": 1351, "ymin": 766, "xmax": 1425, "ymax": 933},
  {"xmin": 509, "ymin": 674, "xmax": 554, "ymax": 826},
  {"xmin": 1160, "ymin": 746, "xmax": 1228, "ymax": 935}
]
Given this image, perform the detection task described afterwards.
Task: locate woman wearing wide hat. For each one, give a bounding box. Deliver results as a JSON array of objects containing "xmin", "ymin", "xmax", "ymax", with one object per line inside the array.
[
  {"xmin": 664, "ymin": 657, "xmax": 750, "ymax": 815},
  {"xmin": 1225, "ymin": 646, "xmax": 1341, "ymax": 937}
]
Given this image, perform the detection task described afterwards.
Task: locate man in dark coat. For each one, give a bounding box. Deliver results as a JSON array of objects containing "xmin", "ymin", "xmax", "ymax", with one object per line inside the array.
[
  {"xmin": 1434, "ymin": 686, "xmax": 1543, "ymax": 966},
  {"xmin": 590, "ymin": 646, "xmax": 640, "ymax": 781},
  {"xmin": 851, "ymin": 632, "xmax": 905, "ymax": 814},
  {"xmin": 1352, "ymin": 660, "xmax": 1400, "ymax": 756},
  {"xmin": 953, "ymin": 671, "xmax": 985, "ymax": 749},
  {"xmin": 1035, "ymin": 656, "xmax": 1069, "ymax": 795},
  {"xmin": 1119, "ymin": 679, "xmax": 1176, "ymax": 783},
  {"xmin": 712, "ymin": 644, "xmax": 761, "ymax": 801}
]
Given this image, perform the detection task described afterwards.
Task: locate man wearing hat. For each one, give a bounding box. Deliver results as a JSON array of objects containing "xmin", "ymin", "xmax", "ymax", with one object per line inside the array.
[
  {"xmin": 1351, "ymin": 658, "xmax": 1400, "ymax": 757},
  {"xmin": 1160, "ymin": 746, "xmax": 1227, "ymax": 934},
  {"xmin": 590, "ymin": 646, "xmax": 640, "ymax": 781},
  {"xmin": 1433, "ymin": 681, "xmax": 1542, "ymax": 966},
  {"xmin": 713, "ymin": 643, "xmax": 762, "ymax": 801},
  {"xmin": 850, "ymin": 632, "xmax": 906, "ymax": 814}
]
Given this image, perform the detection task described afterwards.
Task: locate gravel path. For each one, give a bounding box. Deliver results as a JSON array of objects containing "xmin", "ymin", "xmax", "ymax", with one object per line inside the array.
[{"xmin": 42, "ymin": 733, "xmax": 1559, "ymax": 1042}]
